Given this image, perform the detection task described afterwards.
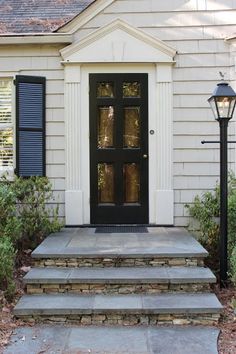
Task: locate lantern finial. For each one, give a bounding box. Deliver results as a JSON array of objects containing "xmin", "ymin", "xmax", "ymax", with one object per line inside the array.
[{"xmin": 219, "ymin": 71, "xmax": 226, "ymax": 81}]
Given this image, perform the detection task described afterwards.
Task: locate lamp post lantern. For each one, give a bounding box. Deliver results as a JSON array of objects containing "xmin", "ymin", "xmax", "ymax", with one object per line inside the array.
[{"xmin": 208, "ymin": 82, "xmax": 236, "ymax": 285}]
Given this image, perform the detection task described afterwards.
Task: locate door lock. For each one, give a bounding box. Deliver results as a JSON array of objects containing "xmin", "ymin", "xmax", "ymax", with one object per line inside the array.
[{"xmin": 143, "ymin": 154, "xmax": 148, "ymax": 159}]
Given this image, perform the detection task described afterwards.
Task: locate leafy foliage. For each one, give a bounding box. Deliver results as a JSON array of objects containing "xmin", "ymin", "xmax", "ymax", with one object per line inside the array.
[
  {"xmin": 0, "ymin": 175, "xmax": 63, "ymax": 298},
  {"xmin": 0, "ymin": 237, "xmax": 16, "ymax": 301},
  {"xmin": 186, "ymin": 173, "xmax": 236, "ymax": 281},
  {"xmin": 230, "ymin": 246, "xmax": 236, "ymax": 286},
  {"xmin": 0, "ymin": 184, "xmax": 22, "ymax": 243},
  {"xmin": 227, "ymin": 191, "xmax": 236, "ymax": 257}
]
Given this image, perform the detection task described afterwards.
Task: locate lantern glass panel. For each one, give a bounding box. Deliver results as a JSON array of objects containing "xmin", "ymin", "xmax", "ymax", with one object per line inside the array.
[
  {"xmin": 209, "ymin": 98, "xmax": 219, "ymax": 120},
  {"xmin": 216, "ymin": 97, "xmax": 234, "ymax": 118}
]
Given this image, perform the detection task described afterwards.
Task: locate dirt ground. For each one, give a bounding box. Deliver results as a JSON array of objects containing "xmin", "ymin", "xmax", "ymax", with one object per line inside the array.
[
  {"xmin": 215, "ymin": 285, "xmax": 236, "ymax": 354},
  {"xmin": 0, "ymin": 264, "xmax": 236, "ymax": 354}
]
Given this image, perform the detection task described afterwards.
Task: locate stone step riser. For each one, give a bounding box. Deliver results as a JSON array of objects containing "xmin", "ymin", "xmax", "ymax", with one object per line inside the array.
[
  {"xmin": 33, "ymin": 257, "xmax": 205, "ymax": 268},
  {"xmin": 14, "ymin": 293, "xmax": 222, "ymax": 325},
  {"xmin": 16, "ymin": 313, "xmax": 220, "ymax": 326},
  {"xmin": 26, "ymin": 283, "xmax": 211, "ymax": 295}
]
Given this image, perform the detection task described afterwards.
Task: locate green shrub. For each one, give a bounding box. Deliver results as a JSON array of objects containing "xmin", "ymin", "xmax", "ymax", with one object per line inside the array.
[
  {"xmin": 0, "ymin": 184, "xmax": 22, "ymax": 243},
  {"xmin": 228, "ymin": 191, "xmax": 236, "ymax": 257},
  {"xmin": 185, "ymin": 187, "xmax": 220, "ymax": 263},
  {"xmin": 11, "ymin": 176, "xmax": 62, "ymax": 249},
  {"xmin": 186, "ymin": 173, "xmax": 236, "ymax": 278},
  {"xmin": 230, "ymin": 246, "xmax": 236, "ymax": 285},
  {"xmin": 0, "ymin": 237, "xmax": 16, "ymax": 301},
  {"xmin": 0, "ymin": 175, "xmax": 62, "ymax": 301},
  {"xmin": 0, "ymin": 175, "xmax": 62, "ymax": 249}
]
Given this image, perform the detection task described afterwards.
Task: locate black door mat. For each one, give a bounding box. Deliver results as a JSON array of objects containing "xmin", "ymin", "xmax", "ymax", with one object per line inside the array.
[{"xmin": 95, "ymin": 226, "xmax": 148, "ymax": 233}]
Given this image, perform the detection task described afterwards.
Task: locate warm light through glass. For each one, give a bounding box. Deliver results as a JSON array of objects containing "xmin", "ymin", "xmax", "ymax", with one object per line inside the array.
[{"xmin": 217, "ymin": 97, "xmax": 230, "ymax": 117}]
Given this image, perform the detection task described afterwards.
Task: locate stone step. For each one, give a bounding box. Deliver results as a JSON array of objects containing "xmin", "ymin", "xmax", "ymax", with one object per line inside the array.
[
  {"xmin": 14, "ymin": 293, "xmax": 222, "ymax": 325},
  {"xmin": 24, "ymin": 266, "xmax": 216, "ymax": 294},
  {"xmin": 4, "ymin": 325, "xmax": 220, "ymax": 354},
  {"xmin": 32, "ymin": 228, "xmax": 208, "ymax": 268}
]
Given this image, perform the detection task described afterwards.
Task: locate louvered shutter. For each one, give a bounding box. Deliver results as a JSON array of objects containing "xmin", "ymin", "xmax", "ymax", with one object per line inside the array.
[{"xmin": 15, "ymin": 75, "xmax": 46, "ymax": 177}]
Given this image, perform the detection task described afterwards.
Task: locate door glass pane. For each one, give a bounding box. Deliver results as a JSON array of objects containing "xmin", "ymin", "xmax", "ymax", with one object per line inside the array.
[
  {"xmin": 97, "ymin": 82, "xmax": 114, "ymax": 97},
  {"xmin": 98, "ymin": 163, "xmax": 115, "ymax": 203},
  {"xmin": 98, "ymin": 106, "xmax": 114, "ymax": 148},
  {"xmin": 124, "ymin": 107, "xmax": 140, "ymax": 148},
  {"xmin": 123, "ymin": 82, "xmax": 140, "ymax": 98},
  {"xmin": 123, "ymin": 163, "xmax": 140, "ymax": 203}
]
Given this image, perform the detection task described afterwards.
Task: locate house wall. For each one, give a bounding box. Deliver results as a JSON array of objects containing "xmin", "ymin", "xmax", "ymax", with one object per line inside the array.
[
  {"xmin": 0, "ymin": 44, "xmax": 66, "ymax": 220},
  {"xmin": 1, "ymin": 0, "xmax": 236, "ymax": 226},
  {"xmin": 72, "ymin": 0, "xmax": 236, "ymax": 226}
]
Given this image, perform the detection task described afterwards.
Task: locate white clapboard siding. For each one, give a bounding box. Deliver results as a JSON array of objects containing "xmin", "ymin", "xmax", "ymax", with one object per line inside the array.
[
  {"xmin": 173, "ymin": 135, "xmax": 230, "ymax": 149},
  {"xmin": 46, "ymin": 165, "xmax": 65, "ymax": 179},
  {"xmin": 46, "ymin": 150, "xmax": 65, "ymax": 165},
  {"xmin": 144, "ymin": 26, "xmax": 236, "ymax": 41},
  {"xmin": 49, "ymin": 178, "xmax": 65, "ymax": 191},
  {"xmin": 104, "ymin": 0, "xmax": 236, "ymax": 12},
  {"xmin": 1, "ymin": 0, "xmax": 235, "ymax": 225},
  {"xmin": 74, "ymin": 24, "xmax": 236, "ymax": 41},
  {"xmin": 47, "ymin": 80, "xmax": 64, "ymax": 94},
  {"xmin": 174, "ymin": 121, "xmax": 221, "ymax": 135},
  {"xmin": 179, "ymin": 189, "xmax": 215, "ymax": 203},
  {"xmin": 46, "ymin": 94, "xmax": 64, "ymax": 109},
  {"xmin": 167, "ymin": 39, "xmax": 229, "ymax": 54},
  {"xmin": 85, "ymin": 11, "xmax": 236, "ymax": 29},
  {"xmin": 174, "ymin": 162, "xmax": 220, "ymax": 176},
  {"xmin": 46, "ymin": 122, "xmax": 65, "ymax": 137},
  {"xmin": 173, "ymin": 82, "xmax": 220, "ymax": 95},
  {"xmin": 0, "ymin": 44, "xmax": 66, "ymax": 219},
  {"xmin": 174, "ymin": 150, "xmax": 220, "ymax": 163},
  {"xmin": 176, "ymin": 53, "xmax": 230, "ymax": 67},
  {"xmin": 174, "ymin": 203, "xmax": 184, "ymax": 218},
  {"xmin": 174, "ymin": 176, "xmax": 219, "ymax": 190},
  {"xmin": 74, "ymin": 0, "xmax": 236, "ymax": 225},
  {"xmin": 173, "ymin": 107, "xmax": 214, "ymax": 121},
  {"xmin": 173, "ymin": 67, "xmax": 230, "ymax": 81},
  {"xmin": 46, "ymin": 109, "xmax": 64, "ymax": 122},
  {"xmin": 46, "ymin": 136, "xmax": 65, "ymax": 150}
]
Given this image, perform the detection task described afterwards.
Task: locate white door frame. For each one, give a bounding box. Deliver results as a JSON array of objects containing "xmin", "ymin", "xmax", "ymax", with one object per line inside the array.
[{"xmin": 61, "ymin": 20, "xmax": 175, "ymax": 225}]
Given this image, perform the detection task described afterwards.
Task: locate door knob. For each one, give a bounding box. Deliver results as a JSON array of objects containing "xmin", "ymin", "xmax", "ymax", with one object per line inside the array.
[{"xmin": 143, "ymin": 154, "xmax": 148, "ymax": 159}]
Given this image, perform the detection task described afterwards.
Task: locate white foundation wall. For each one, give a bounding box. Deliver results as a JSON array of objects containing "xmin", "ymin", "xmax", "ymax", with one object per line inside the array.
[
  {"xmin": 0, "ymin": 44, "xmax": 66, "ymax": 220},
  {"xmin": 72, "ymin": 0, "xmax": 236, "ymax": 226}
]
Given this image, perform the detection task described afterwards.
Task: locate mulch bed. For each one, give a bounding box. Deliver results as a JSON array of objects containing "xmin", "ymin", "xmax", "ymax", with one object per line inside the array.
[{"xmin": 215, "ymin": 284, "xmax": 236, "ymax": 354}]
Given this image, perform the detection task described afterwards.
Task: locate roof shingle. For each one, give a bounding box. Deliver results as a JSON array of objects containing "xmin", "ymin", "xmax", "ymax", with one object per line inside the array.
[{"xmin": 0, "ymin": 0, "xmax": 95, "ymax": 33}]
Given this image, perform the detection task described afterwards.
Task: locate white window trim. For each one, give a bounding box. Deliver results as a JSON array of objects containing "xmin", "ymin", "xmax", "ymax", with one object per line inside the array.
[{"xmin": 0, "ymin": 76, "xmax": 15, "ymax": 177}]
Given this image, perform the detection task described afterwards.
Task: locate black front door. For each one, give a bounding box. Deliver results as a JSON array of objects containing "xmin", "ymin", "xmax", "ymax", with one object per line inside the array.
[{"xmin": 90, "ymin": 73, "xmax": 148, "ymax": 224}]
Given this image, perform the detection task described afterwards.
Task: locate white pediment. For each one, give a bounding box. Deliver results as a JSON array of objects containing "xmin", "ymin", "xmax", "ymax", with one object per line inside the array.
[{"xmin": 60, "ymin": 19, "xmax": 176, "ymax": 63}]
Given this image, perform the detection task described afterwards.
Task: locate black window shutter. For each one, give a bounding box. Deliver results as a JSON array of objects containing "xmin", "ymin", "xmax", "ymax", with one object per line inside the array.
[{"xmin": 15, "ymin": 75, "xmax": 46, "ymax": 177}]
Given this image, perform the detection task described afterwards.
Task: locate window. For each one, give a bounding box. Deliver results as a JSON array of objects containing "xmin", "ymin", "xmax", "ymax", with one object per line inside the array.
[{"xmin": 0, "ymin": 79, "xmax": 13, "ymax": 169}]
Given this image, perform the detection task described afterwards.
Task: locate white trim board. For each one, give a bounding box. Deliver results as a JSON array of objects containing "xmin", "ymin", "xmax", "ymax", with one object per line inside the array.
[
  {"xmin": 0, "ymin": 34, "xmax": 72, "ymax": 45},
  {"xmin": 60, "ymin": 19, "xmax": 176, "ymax": 63},
  {"xmin": 64, "ymin": 63, "xmax": 173, "ymax": 225},
  {"xmin": 63, "ymin": 20, "xmax": 175, "ymax": 225},
  {"xmin": 57, "ymin": 0, "xmax": 115, "ymax": 34}
]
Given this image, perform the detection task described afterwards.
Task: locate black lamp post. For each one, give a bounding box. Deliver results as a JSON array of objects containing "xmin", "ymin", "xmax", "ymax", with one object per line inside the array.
[{"xmin": 208, "ymin": 82, "xmax": 236, "ymax": 285}]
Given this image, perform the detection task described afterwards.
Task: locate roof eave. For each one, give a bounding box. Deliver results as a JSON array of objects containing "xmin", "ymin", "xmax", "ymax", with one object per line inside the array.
[
  {"xmin": 0, "ymin": 33, "xmax": 73, "ymax": 45},
  {"xmin": 57, "ymin": 0, "xmax": 115, "ymax": 34}
]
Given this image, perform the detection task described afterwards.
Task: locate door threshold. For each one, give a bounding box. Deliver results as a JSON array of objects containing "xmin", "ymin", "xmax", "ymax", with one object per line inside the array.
[{"xmin": 65, "ymin": 224, "xmax": 174, "ymax": 228}]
